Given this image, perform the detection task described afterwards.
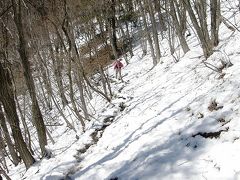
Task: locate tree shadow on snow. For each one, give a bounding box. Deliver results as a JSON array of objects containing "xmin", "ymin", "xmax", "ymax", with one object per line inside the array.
[
  {"xmin": 72, "ymin": 91, "xmax": 209, "ymax": 179},
  {"xmin": 107, "ymin": 118, "xmax": 221, "ymax": 180},
  {"xmin": 107, "ymin": 134, "xmax": 204, "ymax": 180},
  {"xmin": 39, "ymin": 161, "xmax": 75, "ymax": 180}
]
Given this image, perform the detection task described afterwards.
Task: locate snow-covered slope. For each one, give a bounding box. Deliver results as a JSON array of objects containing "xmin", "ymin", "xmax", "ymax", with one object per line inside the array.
[
  {"xmin": 8, "ymin": 3, "xmax": 240, "ymax": 180},
  {"xmin": 70, "ymin": 44, "xmax": 240, "ymax": 180}
]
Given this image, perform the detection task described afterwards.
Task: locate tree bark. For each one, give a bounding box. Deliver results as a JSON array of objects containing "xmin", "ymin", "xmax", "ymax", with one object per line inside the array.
[
  {"xmin": 138, "ymin": 0, "xmax": 156, "ymax": 65},
  {"xmin": 67, "ymin": 60, "xmax": 86, "ymax": 131},
  {"xmin": 0, "ymin": 104, "xmax": 20, "ymax": 166},
  {"xmin": 0, "ymin": 62, "xmax": 35, "ymax": 169},
  {"xmin": 44, "ymin": 23, "xmax": 68, "ymax": 107},
  {"xmin": 0, "ymin": 128, "xmax": 8, "ymax": 172},
  {"xmin": 154, "ymin": 0, "xmax": 167, "ymax": 38},
  {"xmin": 15, "ymin": 95, "xmax": 34, "ymax": 155},
  {"xmin": 184, "ymin": 0, "xmax": 213, "ymax": 58},
  {"xmin": 37, "ymin": 52, "xmax": 53, "ymax": 110},
  {"xmin": 147, "ymin": 0, "xmax": 161, "ymax": 63},
  {"xmin": 169, "ymin": 0, "xmax": 190, "ymax": 54},
  {"xmin": 107, "ymin": 0, "xmax": 119, "ymax": 59},
  {"xmin": 12, "ymin": 0, "xmax": 47, "ymax": 156},
  {"xmin": 211, "ymin": 0, "xmax": 220, "ymax": 46},
  {"xmin": 61, "ymin": 1, "xmax": 88, "ymax": 127},
  {"xmin": 0, "ymin": 165, "xmax": 12, "ymax": 180}
]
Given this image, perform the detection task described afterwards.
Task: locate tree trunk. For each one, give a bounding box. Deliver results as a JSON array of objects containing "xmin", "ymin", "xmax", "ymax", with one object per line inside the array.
[
  {"xmin": 0, "ymin": 104, "xmax": 20, "ymax": 166},
  {"xmin": 154, "ymin": 0, "xmax": 167, "ymax": 38},
  {"xmin": 147, "ymin": 0, "xmax": 161, "ymax": 63},
  {"xmin": 56, "ymin": 47, "xmax": 69, "ymax": 107},
  {"xmin": 108, "ymin": 0, "xmax": 119, "ymax": 59},
  {"xmin": 0, "ymin": 62, "xmax": 35, "ymax": 169},
  {"xmin": 184, "ymin": 0, "xmax": 213, "ymax": 58},
  {"xmin": 15, "ymin": 96, "xmax": 34, "ymax": 155},
  {"xmin": 96, "ymin": 15, "xmax": 109, "ymax": 50},
  {"xmin": 37, "ymin": 52, "xmax": 53, "ymax": 110},
  {"xmin": 211, "ymin": 0, "xmax": 221, "ymax": 46},
  {"xmin": 83, "ymin": 73, "xmax": 111, "ymax": 102},
  {"xmin": 118, "ymin": 1, "xmax": 134, "ymax": 58},
  {"xmin": 12, "ymin": 0, "xmax": 47, "ymax": 156},
  {"xmin": 0, "ymin": 165, "xmax": 12, "ymax": 180},
  {"xmin": 43, "ymin": 19, "xmax": 69, "ymax": 108},
  {"xmin": 195, "ymin": 0, "xmax": 211, "ymax": 44},
  {"xmin": 61, "ymin": 2, "xmax": 88, "ymax": 127},
  {"xmin": 125, "ymin": 21, "xmax": 134, "ymax": 57},
  {"xmin": 170, "ymin": 0, "xmax": 190, "ymax": 54},
  {"xmin": 99, "ymin": 65, "xmax": 108, "ymax": 98},
  {"xmin": 67, "ymin": 60, "xmax": 86, "ymax": 131},
  {"xmin": 0, "ymin": 128, "xmax": 9, "ymax": 172},
  {"xmin": 138, "ymin": 0, "xmax": 156, "ymax": 65}
]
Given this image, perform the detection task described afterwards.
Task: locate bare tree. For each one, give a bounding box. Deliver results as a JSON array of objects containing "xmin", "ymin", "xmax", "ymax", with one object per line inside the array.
[
  {"xmin": 146, "ymin": 0, "xmax": 161, "ymax": 63},
  {"xmin": 183, "ymin": 0, "xmax": 213, "ymax": 58},
  {"xmin": 137, "ymin": 0, "xmax": 157, "ymax": 65},
  {"xmin": 0, "ymin": 104, "xmax": 20, "ymax": 166},
  {"xmin": 211, "ymin": 0, "xmax": 221, "ymax": 46},
  {"xmin": 169, "ymin": 0, "xmax": 190, "ymax": 54},
  {"xmin": 11, "ymin": 0, "xmax": 47, "ymax": 156},
  {"xmin": 0, "ymin": 60, "xmax": 35, "ymax": 169}
]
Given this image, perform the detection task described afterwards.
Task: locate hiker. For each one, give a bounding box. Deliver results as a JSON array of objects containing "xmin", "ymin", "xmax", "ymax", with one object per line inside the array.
[{"xmin": 113, "ymin": 58, "xmax": 124, "ymax": 81}]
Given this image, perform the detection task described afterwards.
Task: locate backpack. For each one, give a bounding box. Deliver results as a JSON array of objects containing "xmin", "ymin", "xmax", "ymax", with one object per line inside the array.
[{"xmin": 114, "ymin": 60, "xmax": 123, "ymax": 69}]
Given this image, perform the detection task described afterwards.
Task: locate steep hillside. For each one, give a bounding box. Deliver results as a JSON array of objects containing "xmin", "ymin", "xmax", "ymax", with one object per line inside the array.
[
  {"xmin": 69, "ymin": 37, "xmax": 240, "ymax": 180},
  {"xmin": 8, "ymin": 2, "xmax": 240, "ymax": 180}
]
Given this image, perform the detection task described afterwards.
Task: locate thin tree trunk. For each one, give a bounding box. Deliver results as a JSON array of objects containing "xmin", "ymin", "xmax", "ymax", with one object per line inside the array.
[
  {"xmin": 195, "ymin": 0, "xmax": 211, "ymax": 43},
  {"xmin": 118, "ymin": 1, "xmax": 134, "ymax": 58},
  {"xmin": 168, "ymin": 22, "xmax": 176, "ymax": 56},
  {"xmin": 12, "ymin": 0, "xmax": 47, "ymax": 156},
  {"xmin": 83, "ymin": 72, "xmax": 111, "ymax": 102},
  {"xmin": 170, "ymin": 0, "xmax": 190, "ymax": 54},
  {"xmin": 184, "ymin": 0, "xmax": 213, "ymax": 58},
  {"xmin": 99, "ymin": 65, "xmax": 108, "ymax": 98},
  {"xmin": 96, "ymin": 15, "xmax": 109, "ymax": 50},
  {"xmin": 46, "ymin": 128, "xmax": 55, "ymax": 145},
  {"xmin": 48, "ymin": 36, "xmax": 68, "ymax": 107},
  {"xmin": 147, "ymin": 0, "xmax": 161, "ymax": 63},
  {"xmin": 138, "ymin": 0, "xmax": 156, "ymax": 65},
  {"xmin": 37, "ymin": 52, "xmax": 53, "ymax": 110},
  {"xmin": 67, "ymin": 60, "xmax": 86, "ymax": 131},
  {"xmin": 0, "ymin": 165, "xmax": 12, "ymax": 180},
  {"xmin": 0, "ymin": 62, "xmax": 35, "ymax": 169},
  {"xmin": 43, "ymin": 20, "xmax": 68, "ymax": 107},
  {"xmin": 105, "ymin": 75, "xmax": 113, "ymax": 99},
  {"xmin": 139, "ymin": 25, "xmax": 147, "ymax": 57},
  {"xmin": 51, "ymin": 93, "xmax": 77, "ymax": 132},
  {"xmin": 0, "ymin": 129, "xmax": 8, "ymax": 171},
  {"xmin": 107, "ymin": 0, "xmax": 119, "ymax": 59},
  {"xmin": 108, "ymin": 20, "xmax": 119, "ymax": 59},
  {"xmin": 76, "ymin": 70, "xmax": 90, "ymax": 122},
  {"xmin": 0, "ymin": 104, "xmax": 20, "ymax": 166},
  {"xmin": 61, "ymin": 3, "xmax": 88, "ymax": 128},
  {"xmin": 154, "ymin": 0, "xmax": 167, "ymax": 37},
  {"xmin": 15, "ymin": 96, "xmax": 34, "ymax": 155},
  {"xmin": 125, "ymin": 22, "xmax": 134, "ymax": 57},
  {"xmin": 211, "ymin": 0, "xmax": 220, "ymax": 46}
]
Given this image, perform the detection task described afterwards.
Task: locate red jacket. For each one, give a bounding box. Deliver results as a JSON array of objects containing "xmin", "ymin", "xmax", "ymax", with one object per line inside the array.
[{"xmin": 113, "ymin": 60, "xmax": 123, "ymax": 70}]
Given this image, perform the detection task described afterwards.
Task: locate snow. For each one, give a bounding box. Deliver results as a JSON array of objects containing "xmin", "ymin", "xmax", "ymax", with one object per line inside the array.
[{"xmin": 6, "ymin": 2, "xmax": 240, "ymax": 180}]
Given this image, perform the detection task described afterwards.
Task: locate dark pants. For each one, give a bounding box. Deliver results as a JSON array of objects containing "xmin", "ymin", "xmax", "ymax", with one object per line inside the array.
[{"xmin": 115, "ymin": 68, "xmax": 123, "ymax": 81}]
